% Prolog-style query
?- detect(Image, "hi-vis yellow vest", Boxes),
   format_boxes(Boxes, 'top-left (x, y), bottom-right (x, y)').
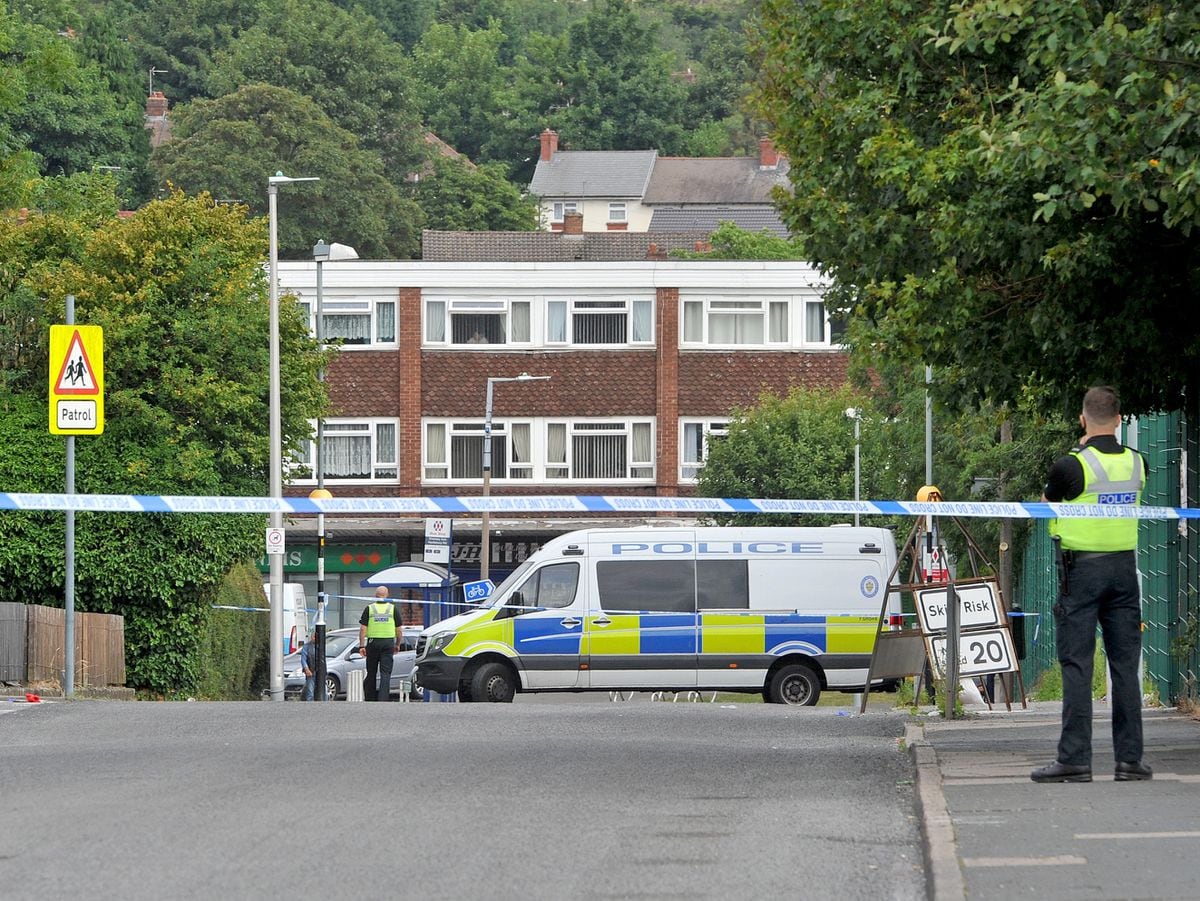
top-left (1049, 445), bottom-right (1143, 551)
top-left (365, 601), bottom-right (397, 638)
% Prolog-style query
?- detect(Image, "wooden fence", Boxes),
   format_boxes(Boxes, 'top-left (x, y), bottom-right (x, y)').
top-left (0, 602), bottom-right (125, 687)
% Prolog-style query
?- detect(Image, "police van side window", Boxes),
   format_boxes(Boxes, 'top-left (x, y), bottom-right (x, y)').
top-left (697, 560), bottom-right (749, 609)
top-left (514, 562), bottom-right (579, 610)
top-left (596, 560), bottom-right (696, 613)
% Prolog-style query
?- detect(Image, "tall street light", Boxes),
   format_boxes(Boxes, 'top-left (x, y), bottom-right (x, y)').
top-left (309, 239), bottom-right (357, 701)
top-left (481, 373), bottom-right (550, 581)
top-left (845, 407), bottom-right (862, 527)
top-left (267, 171), bottom-right (318, 702)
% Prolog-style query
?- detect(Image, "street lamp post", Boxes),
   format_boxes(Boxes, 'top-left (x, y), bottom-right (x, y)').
top-left (845, 407), bottom-right (862, 527)
top-left (480, 373), bottom-right (550, 581)
top-left (267, 171), bottom-right (318, 702)
top-left (308, 239), bottom-right (356, 701)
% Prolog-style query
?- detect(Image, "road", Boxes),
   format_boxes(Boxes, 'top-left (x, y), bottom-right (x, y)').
top-left (1, 699), bottom-right (924, 900)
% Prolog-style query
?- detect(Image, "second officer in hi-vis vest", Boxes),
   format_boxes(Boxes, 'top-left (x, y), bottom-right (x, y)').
top-left (1032, 386), bottom-right (1152, 783)
top-left (358, 586), bottom-right (402, 701)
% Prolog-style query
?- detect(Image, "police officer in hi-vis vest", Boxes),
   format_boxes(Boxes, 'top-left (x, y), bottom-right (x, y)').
top-left (1032, 386), bottom-right (1152, 783)
top-left (358, 586), bottom-right (402, 701)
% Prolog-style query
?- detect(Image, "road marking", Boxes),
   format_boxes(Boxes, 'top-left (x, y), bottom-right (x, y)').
top-left (963, 856), bottom-right (1087, 867)
top-left (1075, 831), bottom-right (1200, 840)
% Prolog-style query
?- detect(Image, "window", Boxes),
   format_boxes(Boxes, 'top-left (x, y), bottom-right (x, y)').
top-left (300, 297), bottom-right (395, 347)
top-left (697, 561), bottom-right (749, 609)
top-left (547, 298), bottom-right (653, 345)
top-left (680, 419), bottom-right (729, 480)
top-left (597, 560), bottom-right (696, 613)
top-left (424, 299), bottom-right (531, 345)
top-left (805, 301), bottom-right (846, 345)
top-left (292, 419), bottom-right (398, 482)
top-left (683, 297), bottom-right (788, 346)
top-left (513, 563), bottom-right (579, 610)
top-left (424, 421), bottom-right (533, 481)
top-left (425, 418), bottom-right (653, 483)
top-left (608, 202), bottom-right (627, 223)
top-left (552, 201), bottom-right (578, 222)
top-left (547, 420), bottom-right (653, 481)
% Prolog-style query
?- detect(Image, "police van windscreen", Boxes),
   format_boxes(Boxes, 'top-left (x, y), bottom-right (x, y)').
top-left (485, 556), bottom-right (539, 608)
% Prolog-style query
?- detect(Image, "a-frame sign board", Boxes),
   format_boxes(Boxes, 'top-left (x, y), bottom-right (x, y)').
top-left (859, 516), bottom-right (1026, 714)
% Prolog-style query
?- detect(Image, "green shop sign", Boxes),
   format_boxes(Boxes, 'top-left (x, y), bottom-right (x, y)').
top-left (256, 544), bottom-right (395, 574)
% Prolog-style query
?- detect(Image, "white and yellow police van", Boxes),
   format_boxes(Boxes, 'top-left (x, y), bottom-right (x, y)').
top-left (414, 526), bottom-right (900, 705)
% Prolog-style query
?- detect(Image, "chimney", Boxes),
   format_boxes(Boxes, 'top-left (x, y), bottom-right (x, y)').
top-left (562, 210), bottom-right (584, 235)
top-left (146, 91), bottom-right (168, 118)
top-left (539, 128), bottom-right (559, 162)
top-left (646, 242), bottom-right (668, 261)
top-left (694, 240), bottom-right (713, 253)
top-left (759, 137), bottom-right (780, 169)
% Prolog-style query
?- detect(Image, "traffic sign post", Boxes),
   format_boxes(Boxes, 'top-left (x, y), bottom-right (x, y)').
top-left (49, 325), bottom-right (104, 435)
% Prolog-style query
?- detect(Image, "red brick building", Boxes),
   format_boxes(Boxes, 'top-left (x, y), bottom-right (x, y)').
top-left (274, 232), bottom-right (848, 626)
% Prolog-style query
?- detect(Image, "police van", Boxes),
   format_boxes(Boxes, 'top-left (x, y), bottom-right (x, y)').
top-left (414, 526), bottom-right (899, 705)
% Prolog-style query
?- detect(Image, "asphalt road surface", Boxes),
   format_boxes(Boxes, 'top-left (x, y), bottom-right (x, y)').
top-left (1, 699), bottom-right (925, 900)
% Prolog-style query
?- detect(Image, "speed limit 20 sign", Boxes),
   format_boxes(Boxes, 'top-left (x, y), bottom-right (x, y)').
top-left (928, 628), bottom-right (1018, 679)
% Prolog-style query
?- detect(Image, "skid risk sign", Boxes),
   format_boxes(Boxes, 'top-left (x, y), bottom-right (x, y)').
top-left (49, 325), bottom-right (104, 435)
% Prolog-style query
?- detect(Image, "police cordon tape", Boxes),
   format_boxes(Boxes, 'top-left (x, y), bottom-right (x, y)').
top-left (0, 491), bottom-right (1196, 519)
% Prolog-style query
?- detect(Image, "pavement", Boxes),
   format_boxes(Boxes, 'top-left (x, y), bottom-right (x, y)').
top-left (909, 701), bottom-right (1200, 901)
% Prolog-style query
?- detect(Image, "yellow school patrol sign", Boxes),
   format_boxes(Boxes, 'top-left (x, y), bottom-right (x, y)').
top-left (49, 325), bottom-right (104, 435)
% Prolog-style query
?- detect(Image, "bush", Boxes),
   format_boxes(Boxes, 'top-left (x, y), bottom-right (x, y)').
top-left (194, 562), bottom-right (271, 700)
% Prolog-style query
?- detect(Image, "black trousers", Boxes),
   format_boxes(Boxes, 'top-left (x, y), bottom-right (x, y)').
top-left (1054, 551), bottom-right (1143, 766)
top-left (364, 639), bottom-right (395, 702)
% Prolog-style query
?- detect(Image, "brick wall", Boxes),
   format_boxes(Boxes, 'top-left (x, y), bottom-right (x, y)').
top-left (677, 351), bottom-right (849, 413)
top-left (398, 287), bottom-right (423, 495)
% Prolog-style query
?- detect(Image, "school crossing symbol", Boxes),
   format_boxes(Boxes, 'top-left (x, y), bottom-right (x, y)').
top-left (49, 325), bottom-right (105, 435)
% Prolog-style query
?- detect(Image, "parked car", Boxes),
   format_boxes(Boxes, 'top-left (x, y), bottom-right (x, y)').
top-left (282, 627), bottom-right (420, 700)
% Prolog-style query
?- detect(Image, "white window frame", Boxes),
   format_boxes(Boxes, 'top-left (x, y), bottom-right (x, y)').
top-left (551, 200), bottom-right (579, 223)
top-left (679, 419), bottom-right (729, 481)
top-left (299, 296), bottom-right (396, 348)
top-left (423, 420), bottom-right (535, 482)
top-left (681, 295), bottom-right (790, 348)
top-left (290, 418), bottom-right (399, 484)
top-left (803, 300), bottom-right (844, 347)
top-left (423, 297), bottom-right (532, 346)
top-left (607, 202), bottom-right (627, 223)
top-left (546, 297), bottom-right (653, 346)
top-left (422, 417), bottom-right (654, 484)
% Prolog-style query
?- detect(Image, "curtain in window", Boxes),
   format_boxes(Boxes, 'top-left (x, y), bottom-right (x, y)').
top-left (511, 302), bottom-right (530, 342)
top-left (806, 302), bottom-right (826, 343)
top-left (510, 423), bottom-right (532, 478)
top-left (375, 423), bottom-right (396, 463)
top-left (631, 422), bottom-right (653, 478)
top-left (325, 314), bottom-right (371, 345)
top-left (547, 423), bottom-right (567, 477)
top-left (573, 434), bottom-right (626, 479)
top-left (325, 435), bottom-right (372, 478)
top-left (426, 423), bottom-right (446, 464)
top-left (709, 312), bottom-right (763, 344)
top-left (547, 302), bottom-right (567, 342)
top-left (426, 302), bottom-right (446, 342)
top-left (769, 302), bottom-right (788, 342)
top-left (376, 302), bottom-right (395, 342)
top-left (451, 435), bottom-right (484, 478)
top-left (683, 302), bottom-right (703, 342)
top-left (632, 301), bottom-right (652, 342)
top-left (682, 422), bottom-right (703, 477)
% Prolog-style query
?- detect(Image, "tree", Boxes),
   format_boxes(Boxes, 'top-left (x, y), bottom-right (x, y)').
top-left (677, 222), bottom-right (804, 260)
top-left (408, 156), bottom-right (537, 233)
top-left (206, 0), bottom-right (425, 177)
top-left (0, 181), bottom-right (328, 693)
top-left (151, 83), bottom-right (422, 258)
top-left (698, 386), bottom-right (925, 527)
top-left (755, 0), bottom-right (1200, 416)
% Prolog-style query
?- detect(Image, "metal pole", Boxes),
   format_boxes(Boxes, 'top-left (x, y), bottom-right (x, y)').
top-left (480, 378), bottom-right (495, 581)
top-left (853, 416), bottom-right (861, 527)
top-left (944, 544), bottom-right (959, 721)
top-left (314, 255), bottom-right (327, 701)
top-left (267, 183), bottom-right (284, 701)
top-left (925, 365), bottom-right (933, 485)
top-left (64, 295), bottom-right (76, 698)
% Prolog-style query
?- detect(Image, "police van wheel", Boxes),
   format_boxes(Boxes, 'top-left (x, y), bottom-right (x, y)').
top-left (472, 662), bottom-right (516, 703)
top-left (767, 664), bottom-right (820, 706)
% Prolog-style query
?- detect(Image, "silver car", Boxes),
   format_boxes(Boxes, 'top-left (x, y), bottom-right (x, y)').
top-left (283, 628), bottom-right (419, 700)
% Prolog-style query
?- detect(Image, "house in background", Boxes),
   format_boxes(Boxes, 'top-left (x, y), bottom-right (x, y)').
top-left (528, 129), bottom-right (790, 236)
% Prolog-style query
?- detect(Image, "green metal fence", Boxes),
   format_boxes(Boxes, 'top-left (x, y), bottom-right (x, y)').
top-left (1014, 408), bottom-right (1199, 705)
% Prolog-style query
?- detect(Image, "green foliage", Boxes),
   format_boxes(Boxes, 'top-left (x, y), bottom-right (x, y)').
top-left (755, 0), bottom-right (1200, 417)
top-left (675, 222), bottom-right (805, 260)
top-left (195, 562), bottom-right (271, 700)
top-left (408, 157), bottom-right (537, 232)
top-left (698, 385), bottom-right (925, 527)
top-left (0, 185), bottom-right (327, 693)
top-left (151, 83), bottom-right (421, 258)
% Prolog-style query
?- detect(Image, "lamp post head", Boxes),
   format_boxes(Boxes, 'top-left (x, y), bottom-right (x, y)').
top-left (844, 407), bottom-right (861, 420)
top-left (313, 239), bottom-right (359, 262)
top-left (269, 171), bottom-right (320, 186)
